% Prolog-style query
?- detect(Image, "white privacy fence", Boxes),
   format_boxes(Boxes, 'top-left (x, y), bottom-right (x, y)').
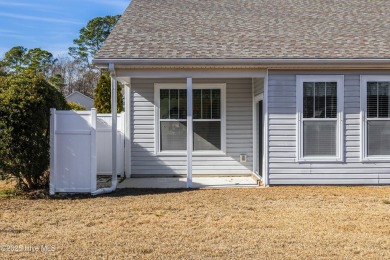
top-left (50, 109), bottom-right (125, 194)
top-left (96, 113), bottom-right (125, 176)
top-left (50, 109), bottom-right (97, 194)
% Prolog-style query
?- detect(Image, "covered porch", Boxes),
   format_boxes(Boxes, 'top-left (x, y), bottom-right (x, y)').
top-left (106, 65), bottom-right (268, 189)
top-left (117, 176), bottom-right (261, 189)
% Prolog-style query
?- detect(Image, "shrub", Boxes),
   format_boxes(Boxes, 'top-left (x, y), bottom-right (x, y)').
top-left (0, 74), bottom-right (69, 190)
top-left (68, 102), bottom-right (87, 111)
top-left (94, 73), bottom-right (123, 113)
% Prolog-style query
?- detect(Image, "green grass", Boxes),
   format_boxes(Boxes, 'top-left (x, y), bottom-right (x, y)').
top-left (0, 188), bottom-right (18, 198)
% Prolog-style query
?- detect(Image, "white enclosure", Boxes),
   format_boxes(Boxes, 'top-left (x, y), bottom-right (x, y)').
top-left (50, 109), bottom-right (97, 194)
top-left (50, 109), bottom-right (125, 194)
top-left (96, 113), bottom-right (125, 176)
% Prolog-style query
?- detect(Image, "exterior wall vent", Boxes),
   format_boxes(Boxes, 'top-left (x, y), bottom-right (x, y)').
top-left (240, 154), bottom-right (247, 163)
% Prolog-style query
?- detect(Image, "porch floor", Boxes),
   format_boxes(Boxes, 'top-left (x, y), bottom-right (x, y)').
top-left (117, 177), bottom-right (261, 189)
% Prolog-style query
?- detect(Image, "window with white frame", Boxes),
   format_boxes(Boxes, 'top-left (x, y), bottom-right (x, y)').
top-left (361, 76), bottom-right (390, 160)
top-left (156, 84), bottom-right (225, 153)
top-left (297, 76), bottom-right (344, 161)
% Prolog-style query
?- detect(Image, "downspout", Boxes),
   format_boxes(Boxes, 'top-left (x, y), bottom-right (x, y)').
top-left (92, 63), bottom-right (118, 195)
top-left (263, 69), bottom-right (269, 187)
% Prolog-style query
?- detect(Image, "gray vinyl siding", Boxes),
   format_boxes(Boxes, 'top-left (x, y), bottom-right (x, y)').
top-left (66, 93), bottom-right (94, 110)
top-left (131, 78), bottom-right (253, 176)
top-left (254, 78), bottom-right (264, 97)
top-left (267, 70), bottom-right (390, 185)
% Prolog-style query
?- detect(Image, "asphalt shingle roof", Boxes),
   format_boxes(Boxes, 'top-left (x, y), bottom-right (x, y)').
top-left (95, 0), bottom-right (390, 60)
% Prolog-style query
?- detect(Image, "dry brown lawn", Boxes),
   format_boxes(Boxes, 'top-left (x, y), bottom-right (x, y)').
top-left (0, 179), bottom-right (17, 198)
top-left (0, 179), bottom-right (14, 190)
top-left (0, 184), bottom-right (389, 259)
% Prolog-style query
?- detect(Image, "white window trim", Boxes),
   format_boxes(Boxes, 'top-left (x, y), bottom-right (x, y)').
top-left (253, 93), bottom-right (264, 175)
top-left (360, 75), bottom-right (390, 162)
top-left (296, 75), bottom-right (344, 162)
top-left (154, 83), bottom-right (227, 156)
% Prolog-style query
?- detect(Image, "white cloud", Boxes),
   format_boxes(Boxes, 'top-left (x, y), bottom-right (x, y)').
top-left (0, 1), bottom-right (58, 10)
top-left (50, 49), bottom-right (70, 57)
top-left (85, 0), bottom-right (129, 9)
top-left (0, 29), bottom-right (31, 39)
top-left (0, 12), bottom-right (83, 25)
top-left (0, 29), bottom-right (16, 33)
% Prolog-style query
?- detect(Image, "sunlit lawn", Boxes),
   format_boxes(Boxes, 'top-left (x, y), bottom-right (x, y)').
top-left (0, 182), bottom-right (389, 259)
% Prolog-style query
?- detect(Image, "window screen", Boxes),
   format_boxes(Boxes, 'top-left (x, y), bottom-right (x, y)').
top-left (366, 81), bottom-right (390, 156)
top-left (160, 88), bottom-right (222, 151)
top-left (303, 121), bottom-right (337, 156)
top-left (302, 81), bottom-right (338, 157)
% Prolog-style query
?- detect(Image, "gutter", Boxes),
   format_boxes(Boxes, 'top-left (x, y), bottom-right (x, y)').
top-left (92, 58), bottom-right (390, 68)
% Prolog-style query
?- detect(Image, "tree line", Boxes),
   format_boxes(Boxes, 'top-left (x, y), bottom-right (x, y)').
top-left (0, 15), bottom-right (122, 190)
top-left (0, 15), bottom-right (121, 99)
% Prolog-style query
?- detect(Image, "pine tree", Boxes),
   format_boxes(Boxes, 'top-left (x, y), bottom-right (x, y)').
top-left (94, 73), bottom-right (123, 113)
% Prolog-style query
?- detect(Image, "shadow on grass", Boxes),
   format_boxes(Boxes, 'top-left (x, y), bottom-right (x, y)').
top-left (0, 185), bottom-right (201, 201)
top-left (0, 227), bottom-right (28, 234)
top-left (48, 188), bottom-right (201, 200)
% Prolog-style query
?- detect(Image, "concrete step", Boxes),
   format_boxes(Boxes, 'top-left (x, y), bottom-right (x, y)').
top-left (117, 177), bottom-right (261, 189)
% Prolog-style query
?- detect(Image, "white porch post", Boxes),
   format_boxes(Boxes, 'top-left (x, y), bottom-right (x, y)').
top-left (187, 77), bottom-right (193, 188)
top-left (109, 64), bottom-right (118, 185)
top-left (124, 79), bottom-right (131, 178)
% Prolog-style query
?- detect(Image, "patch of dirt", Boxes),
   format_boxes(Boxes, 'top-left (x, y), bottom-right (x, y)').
top-left (97, 176), bottom-right (112, 189)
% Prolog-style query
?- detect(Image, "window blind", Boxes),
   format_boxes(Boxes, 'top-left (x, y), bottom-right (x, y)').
top-left (212, 89), bottom-right (221, 119)
top-left (159, 88), bottom-right (222, 151)
top-left (160, 122), bottom-right (187, 151)
top-left (160, 89), bottom-right (187, 119)
top-left (367, 121), bottom-right (390, 156)
top-left (303, 82), bottom-right (337, 119)
top-left (367, 82), bottom-right (390, 118)
top-left (303, 121), bottom-right (337, 157)
top-left (194, 122), bottom-right (221, 150)
top-left (366, 81), bottom-right (390, 156)
top-left (302, 81), bottom-right (338, 157)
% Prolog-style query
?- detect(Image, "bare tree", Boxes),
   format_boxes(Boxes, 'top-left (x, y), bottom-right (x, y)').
top-left (72, 69), bottom-right (100, 98)
top-left (49, 55), bottom-right (100, 97)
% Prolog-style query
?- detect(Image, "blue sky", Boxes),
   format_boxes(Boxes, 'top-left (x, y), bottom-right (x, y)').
top-left (0, 0), bottom-right (130, 58)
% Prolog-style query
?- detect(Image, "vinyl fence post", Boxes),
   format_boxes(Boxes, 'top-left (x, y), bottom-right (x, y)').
top-left (91, 108), bottom-right (97, 192)
top-left (49, 108), bottom-right (56, 195)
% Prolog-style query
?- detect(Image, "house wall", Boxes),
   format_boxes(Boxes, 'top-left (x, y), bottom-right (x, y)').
top-left (267, 70), bottom-right (390, 185)
top-left (254, 78), bottom-right (264, 97)
top-left (130, 78), bottom-right (253, 176)
top-left (66, 93), bottom-right (94, 110)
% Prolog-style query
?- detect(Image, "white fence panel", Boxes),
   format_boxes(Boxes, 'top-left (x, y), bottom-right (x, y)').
top-left (96, 113), bottom-right (125, 176)
top-left (50, 109), bottom-right (97, 194)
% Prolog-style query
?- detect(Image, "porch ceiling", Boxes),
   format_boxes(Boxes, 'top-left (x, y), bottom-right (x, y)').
top-left (115, 67), bottom-right (267, 79)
